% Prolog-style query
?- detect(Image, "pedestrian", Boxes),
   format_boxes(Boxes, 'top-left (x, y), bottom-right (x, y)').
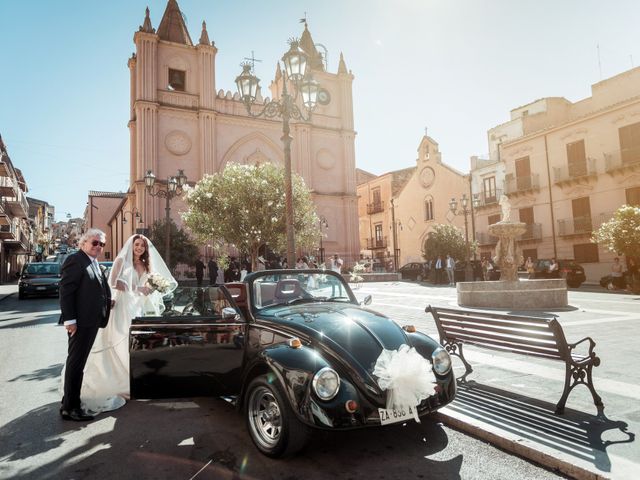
top-left (548, 258), bottom-right (559, 278)
top-left (195, 256), bottom-right (205, 287)
top-left (207, 257), bottom-right (218, 285)
top-left (331, 253), bottom-right (343, 274)
top-left (434, 255), bottom-right (444, 284)
top-left (611, 257), bottom-right (624, 290)
top-left (525, 256), bottom-right (535, 279)
top-left (59, 228), bottom-right (112, 422)
top-left (445, 254), bottom-right (455, 285)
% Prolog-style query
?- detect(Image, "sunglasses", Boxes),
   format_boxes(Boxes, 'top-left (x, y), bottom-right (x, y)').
top-left (91, 240), bottom-right (106, 247)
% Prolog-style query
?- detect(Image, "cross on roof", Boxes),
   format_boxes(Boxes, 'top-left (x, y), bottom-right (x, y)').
top-left (243, 51), bottom-right (262, 72)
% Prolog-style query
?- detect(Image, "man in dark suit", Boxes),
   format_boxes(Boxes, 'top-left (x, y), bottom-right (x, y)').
top-left (207, 258), bottom-right (218, 285)
top-left (195, 256), bottom-right (205, 287)
top-left (59, 228), bottom-right (112, 421)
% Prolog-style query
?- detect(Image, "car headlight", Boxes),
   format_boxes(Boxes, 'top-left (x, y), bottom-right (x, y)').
top-left (312, 367), bottom-right (340, 400)
top-left (432, 347), bottom-right (452, 375)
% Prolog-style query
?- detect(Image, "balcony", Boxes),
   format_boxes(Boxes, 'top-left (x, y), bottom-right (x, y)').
top-left (475, 231), bottom-right (498, 246)
top-left (4, 187), bottom-right (29, 218)
top-left (0, 175), bottom-right (15, 197)
top-left (505, 174), bottom-right (540, 196)
top-left (557, 213), bottom-right (612, 237)
top-left (366, 202), bottom-right (384, 214)
top-left (0, 201), bottom-right (8, 225)
top-left (474, 188), bottom-right (502, 209)
top-left (553, 158), bottom-right (597, 186)
top-left (518, 223), bottom-right (542, 242)
top-left (0, 159), bottom-right (9, 177)
top-left (0, 220), bottom-right (28, 249)
top-left (604, 147), bottom-right (640, 175)
top-left (366, 236), bottom-right (388, 250)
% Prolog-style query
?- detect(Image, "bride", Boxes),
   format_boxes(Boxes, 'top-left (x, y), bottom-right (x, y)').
top-left (79, 234), bottom-right (177, 413)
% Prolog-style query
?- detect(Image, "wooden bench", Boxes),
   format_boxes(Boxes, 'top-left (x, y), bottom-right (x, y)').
top-left (426, 305), bottom-right (604, 414)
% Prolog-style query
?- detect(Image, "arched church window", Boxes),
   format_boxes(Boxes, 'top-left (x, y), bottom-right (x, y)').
top-left (424, 197), bottom-right (434, 221)
top-left (168, 69), bottom-right (186, 91)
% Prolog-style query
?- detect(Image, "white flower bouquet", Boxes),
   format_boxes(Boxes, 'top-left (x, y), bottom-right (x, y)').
top-left (146, 273), bottom-right (172, 294)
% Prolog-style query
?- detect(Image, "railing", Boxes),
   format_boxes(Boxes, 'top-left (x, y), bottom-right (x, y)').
top-left (553, 157), bottom-right (597, 184)
top-left (474, 188), bottom-right (502, 208)
top-left (557, 213), bottom-right (613, 237)
top-left (604, 147), bottom-right (640, 172)
top-left (158, 90), bottom-right (199, 109)
top-left (519, 223), bottom-right (543, 241)
top-left (475, 231), bottom-right (498, 246)
top-left (0, 175), bottom-right (16, 195)
top-left (366, 202), bottom-right (384, 214)
top-left (5, 187), bottom-right (29, 217)
top-left (0, 221), bottom-right (16, 239)
top-left (366, 236), bottom-right (388, 249)
top-left (504, 174), bottom-right (539, 195)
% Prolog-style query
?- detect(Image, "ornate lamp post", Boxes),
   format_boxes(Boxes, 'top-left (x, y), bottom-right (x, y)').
top-left (236, 39), bottom-right (323, 268)
top-left (449, 194), bottom-right (480, 281)
top-left (120, 207), bottom-right (144, 247)
top-left (144, 169), bottom-right (188, 267)
top-left (318, 216), bottom-right (328, 264)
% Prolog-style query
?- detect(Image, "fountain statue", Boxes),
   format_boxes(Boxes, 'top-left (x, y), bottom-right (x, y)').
top-left (489, 195), bottom-right (525, 282)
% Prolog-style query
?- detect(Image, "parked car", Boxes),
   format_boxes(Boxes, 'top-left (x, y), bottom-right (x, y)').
top-left (18, 262), bottom-right (62, 299)
top-left (454, 260), bottom-right (496, 282)
top-left (533, 259), bottom-right (586, 288)
top-left (398, 262), bottom-right (428, 281)
top-left (129, 270), bottom-right (456, 457)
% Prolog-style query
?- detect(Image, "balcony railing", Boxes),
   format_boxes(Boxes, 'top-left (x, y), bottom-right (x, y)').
top-left (475, 231), bottom-right (498, 246)
top-left (604, 147), bottom-right (640, 173)
top-left (505, 174), bottom-right (540, 195)
top-left (0, 175), bottom-right (16, 196)
top-left (0, 200), bottom-right (8, 225)
top-left (366, 202), bottom-right (384, 214)
top-left (474, 188), bottom-right (502, 208)
top-left (518, 223), bottom-right (543, 242)
top-left (4, 187), bottom-right (29, 217)
top-left (0, 221), bottom-right (16, 240)
top-left (557, 213), bottom-right (612, 237)
top-left (553, 157), bottom-right (597, 184)
top-left (366, 236), bottom-right (388, 249)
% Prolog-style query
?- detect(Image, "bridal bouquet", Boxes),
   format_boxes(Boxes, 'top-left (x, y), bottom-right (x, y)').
top-left (146, 273), bottom-right (172, 294)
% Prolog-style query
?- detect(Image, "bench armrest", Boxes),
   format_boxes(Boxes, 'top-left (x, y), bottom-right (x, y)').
top-left (568, 336), bottom-right (600, 366)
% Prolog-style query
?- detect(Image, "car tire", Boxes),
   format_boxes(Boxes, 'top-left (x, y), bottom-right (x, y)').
top-left (567, 281), bottom-right (582, 288)
top-left (18, 291), bottom-right (25, 300)
top-left (416, 274), bottom-right (423, 282)
top-left (245, 374), bottom-right (310, 457)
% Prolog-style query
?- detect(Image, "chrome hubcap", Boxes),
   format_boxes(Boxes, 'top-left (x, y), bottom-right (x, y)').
top-left (248, 386), bottom-right (282, 449)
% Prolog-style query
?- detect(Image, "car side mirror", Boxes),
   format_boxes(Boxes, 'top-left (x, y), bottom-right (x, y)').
top-left (222, 307), bottom-right (238, 319)
top-left (361, 295), bottom-right (372, 306)
top-left (15, 271), bottom-right (21, 279)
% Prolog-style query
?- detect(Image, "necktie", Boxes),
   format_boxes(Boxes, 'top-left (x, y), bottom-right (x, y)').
top-left (92, 260), bottom-right (103, 284)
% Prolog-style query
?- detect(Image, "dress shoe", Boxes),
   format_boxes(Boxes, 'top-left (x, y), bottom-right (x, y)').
top-left (60, 407), bottom-right (94, 421)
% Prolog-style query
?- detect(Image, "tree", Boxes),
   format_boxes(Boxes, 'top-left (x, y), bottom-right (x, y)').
top-left (422, 223), bottom-right (467, 261)
top-left (149, 218), bottom-right (199, 272)
top-left (182, 163), bottom-right (320, 270)
top-left (592, 205), bottom-right (640, 259)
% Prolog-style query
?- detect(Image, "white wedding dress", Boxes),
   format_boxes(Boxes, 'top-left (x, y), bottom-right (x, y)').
top-left (80, 269), bottom-right (159, 413)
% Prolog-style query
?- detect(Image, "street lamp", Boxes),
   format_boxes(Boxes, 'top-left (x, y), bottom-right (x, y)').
top-left (144, 168), bottom-right (188, 267)
top-left (236, 38), bottom-right (323, 268)
top-left (120, 207), bottom-right (144, 247)
top-left (449, 194), bottom-right (480, 281)
top-left (318, 216), bottom-right (328, 264)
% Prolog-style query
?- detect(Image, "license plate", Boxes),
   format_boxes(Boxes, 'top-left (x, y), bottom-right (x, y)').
top-left (36, 286), bottom-right (47, 290)
top-left (378, 405), bottom-right (419, 425)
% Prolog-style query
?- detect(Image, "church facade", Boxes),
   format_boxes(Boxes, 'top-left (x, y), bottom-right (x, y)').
top-left (110, 0), bottom-right (359, 263)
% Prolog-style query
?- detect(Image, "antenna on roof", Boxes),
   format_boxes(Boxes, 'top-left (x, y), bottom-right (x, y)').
top-left (243, 51), bottom-right (262, 72)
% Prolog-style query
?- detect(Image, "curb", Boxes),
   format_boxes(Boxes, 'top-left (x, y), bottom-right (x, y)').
top-left (435, 410), bottom-right (609, 480)
top-left (0, 293), bottom-right (14, 302)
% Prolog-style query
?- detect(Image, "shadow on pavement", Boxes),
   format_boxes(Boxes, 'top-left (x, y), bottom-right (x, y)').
top-left (446, 381), bottom-right (635, 474)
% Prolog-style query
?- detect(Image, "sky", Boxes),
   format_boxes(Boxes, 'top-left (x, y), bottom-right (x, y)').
top-left (1, 0), bottom-right (639, 221)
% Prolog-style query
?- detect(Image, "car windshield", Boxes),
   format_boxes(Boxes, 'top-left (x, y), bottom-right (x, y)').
top-left (24, 263), bottom-right (60, 275)
top-left (249, 270), bottom-right (355, 310)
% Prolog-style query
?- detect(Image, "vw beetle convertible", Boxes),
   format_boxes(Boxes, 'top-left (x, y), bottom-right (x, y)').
top-left (129, 270), bottom-right (456, 457)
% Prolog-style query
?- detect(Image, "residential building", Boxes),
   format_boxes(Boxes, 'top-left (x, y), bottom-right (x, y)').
top-left (473, 66), bottom-right (640, 281)
top-left (0, 135), bottom-right (31, 283)
top-left (84, 191), bottom-right (126, 261)
top-left (112, 1), bottom-right (359, 260)
top-left (27, 197), bottom-right (55, 261)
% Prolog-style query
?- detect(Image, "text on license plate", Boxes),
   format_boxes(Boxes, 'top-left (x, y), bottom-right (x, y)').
top-left (378, 405), bottom-right (419, 425)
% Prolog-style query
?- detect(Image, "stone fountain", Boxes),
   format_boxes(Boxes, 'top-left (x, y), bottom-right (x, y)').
top-left (456, 195), bottom-right (568, 309)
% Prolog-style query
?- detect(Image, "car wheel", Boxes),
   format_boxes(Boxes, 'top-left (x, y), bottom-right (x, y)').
top-left (567, 281), bottom-right (582, 288)
top-left (245, 374), bottom-right (310, 457)
top-left (416, 274), bottom-right (423, 282)
top-left (18, 291), bottom-right (25, 300)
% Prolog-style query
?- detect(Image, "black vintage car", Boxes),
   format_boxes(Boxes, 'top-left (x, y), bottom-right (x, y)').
top-left (129, 269), bottom-right (456, 457)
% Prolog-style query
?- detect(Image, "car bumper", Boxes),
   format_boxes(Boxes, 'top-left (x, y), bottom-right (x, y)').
top-left (19, 284), bottom-right (59, 296)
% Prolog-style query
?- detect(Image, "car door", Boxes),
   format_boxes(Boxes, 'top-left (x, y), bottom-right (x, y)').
top-left (130, 285), bottom-right (246, 399)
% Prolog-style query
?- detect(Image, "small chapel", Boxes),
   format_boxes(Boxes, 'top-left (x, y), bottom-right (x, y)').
top-left (109, 0), bottom-right (359, 263)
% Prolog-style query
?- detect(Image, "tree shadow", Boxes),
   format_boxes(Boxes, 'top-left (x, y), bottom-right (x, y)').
top-left (7, 364), bottom-right (63, 384)
top-left (447, 381), bottom-right (634, 474)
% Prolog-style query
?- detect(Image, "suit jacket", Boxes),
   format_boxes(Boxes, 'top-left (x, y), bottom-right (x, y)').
top-left (59, 251), bottom-right (112, 328)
